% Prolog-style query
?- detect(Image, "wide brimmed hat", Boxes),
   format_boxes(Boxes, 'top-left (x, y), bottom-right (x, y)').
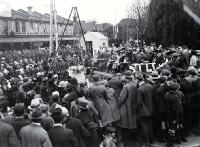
top-left (51, 108), bottom-right (65, 122)
top-left (167, 81), bottom-right (180, 91)
top-left (150, 71), bottom-right (160, 80)
top-left (161, 69), bottom-right (171, 77)
top-left (58, 81), bottom-right (67, 88)
top-left (76, 100), bottom-right (88, 110)
top-left (93, 74), bottom-right (100, 82)
top-left (172, 53), bottom-right (179, 58)
top-left (124, 70), bottom-right (133, 79)
top-left (28, 98), bottom-right (41, 110)
top-left (22, 77), bottom-right (32, 83)
top-left (187, 66), bottom-right (197, 75)
top-left (28, 109), bottom-right (45, 120)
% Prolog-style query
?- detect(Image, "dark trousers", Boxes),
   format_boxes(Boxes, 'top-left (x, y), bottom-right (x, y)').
top-left (138, 116), bottom-right (153, 144)
top-left (118, 128), bottom-right (139, 147)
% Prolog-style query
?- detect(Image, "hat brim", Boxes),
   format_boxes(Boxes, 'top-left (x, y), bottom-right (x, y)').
top-left (125, 76), bottom-right (133, 79)
top-left (28, 113), bottom-right (45, 120)
top-left (150, 75), bottom-right (160, 80)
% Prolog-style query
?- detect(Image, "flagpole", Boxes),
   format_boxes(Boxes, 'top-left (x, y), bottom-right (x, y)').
top-left (53, 0), bottom-right (59, 55)
top-left (49, 0), bottom-right (53, 55)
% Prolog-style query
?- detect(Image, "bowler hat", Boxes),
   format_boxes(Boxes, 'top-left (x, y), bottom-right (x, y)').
top-left (51, 108), bottom-right (65, 122)
top-left (28, 109), bottom-right (45, 120)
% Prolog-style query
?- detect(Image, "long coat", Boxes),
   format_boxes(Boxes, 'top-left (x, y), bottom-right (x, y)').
top-left (137, 82), bottom-right (154, 117)
top-left (89, 83), bottom-right (114, 126)
top-left (117, 81), bottom-right (137, 129)
top-left (0, 121), bottom-right (20, 147)
top-left (106, 88), bottom-right (120, 122)
top-left (108, 77), bottom-right (123, 100)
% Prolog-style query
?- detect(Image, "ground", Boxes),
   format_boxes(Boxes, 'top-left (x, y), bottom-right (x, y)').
top-left (153, 135), bottom-right (200, 147)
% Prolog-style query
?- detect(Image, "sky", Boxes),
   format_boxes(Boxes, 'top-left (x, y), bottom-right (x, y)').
top-left (0, 0), bottom-right (148, 24)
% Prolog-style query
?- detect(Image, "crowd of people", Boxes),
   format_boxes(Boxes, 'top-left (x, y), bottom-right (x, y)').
top-left (0, 44), bottom-right (200, 147)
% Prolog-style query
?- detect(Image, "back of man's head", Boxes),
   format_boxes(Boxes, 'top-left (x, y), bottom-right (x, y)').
top-left (14, 103), bottom-right (25, 117)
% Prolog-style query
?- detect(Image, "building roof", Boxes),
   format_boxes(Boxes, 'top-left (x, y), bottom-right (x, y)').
top-left (86, 32), bottom-right (108, 40)
top-left (0, 7), bottom-right (72, 24)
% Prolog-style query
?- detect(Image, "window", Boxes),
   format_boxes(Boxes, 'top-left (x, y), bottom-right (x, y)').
top-left (22, 21), bottom-right (26, 33)
top-left (30, 22), bottom-right (34, 33)
top-left (35, 23), bottom-right (39, 34)
top-left (44, 23), bottom-right (47, 34)
top-left (15, 20), bottom-right (20, 33)
top-left (3, 20), bottom-right (8, 35)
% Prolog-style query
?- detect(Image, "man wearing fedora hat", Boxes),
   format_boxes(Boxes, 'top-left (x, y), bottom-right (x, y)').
top-left (20, 109), bottom-right (52, 147)
top-left (48, 108), bottom-right (77, 147)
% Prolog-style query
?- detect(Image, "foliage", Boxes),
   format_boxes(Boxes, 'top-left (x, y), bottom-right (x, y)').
top-left (145, 0), bottom-right (200, 49)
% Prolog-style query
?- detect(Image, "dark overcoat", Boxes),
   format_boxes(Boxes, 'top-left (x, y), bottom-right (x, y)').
top-left (117, 81), bottom-right (138, 129)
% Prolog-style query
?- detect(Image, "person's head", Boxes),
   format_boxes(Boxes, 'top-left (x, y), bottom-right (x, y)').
top-left (93, 74), bottom-right (100, 82)
top-left (70, 78), bottom-right (78, 88)
top-left (14, 103), bottom-right (25, 117)
top-left (51, 108), bottom-right (65, 123)
top-left (29, 109), bottom-right (45, 123)
top-left (124, 70), bottom-right (133, 81)
top-left (28, 98), bottom-right (42, 111)
top-left (52, 91), bottom-right (60, 103)
top-left (187, 66), bottom-right (197, 76)
top-left (167, 80), bottom-right (180, 91)
top-left (136, 73), bottom-right (144, 82)
top-left (170, 66), bottom-right (177, 75)
top-left (159, 76), bottom-right (167, 84)
top-left (0, 96), bottom-right (8, 113)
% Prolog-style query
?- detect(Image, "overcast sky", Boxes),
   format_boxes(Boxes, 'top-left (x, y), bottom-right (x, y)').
top-left (0, 0), bottom-right (149, 24)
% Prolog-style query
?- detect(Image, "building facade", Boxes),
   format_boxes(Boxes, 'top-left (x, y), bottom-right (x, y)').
top-left (0, 7), bottom-right (77, 50)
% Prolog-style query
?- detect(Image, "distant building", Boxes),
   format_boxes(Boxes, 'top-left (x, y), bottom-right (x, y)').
top-left (73, 20), bottom-right (113, 39)
top-left (0, 7), bottom-right (76, 50)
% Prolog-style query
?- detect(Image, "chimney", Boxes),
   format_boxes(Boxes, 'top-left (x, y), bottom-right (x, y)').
top-left (27, 6), bottom-right (33, 15)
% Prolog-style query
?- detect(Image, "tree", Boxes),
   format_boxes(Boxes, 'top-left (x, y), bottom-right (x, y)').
top-left (145, 0), bottom-right (200, 49)
top-left (127, 0), bottom-right (150, 46)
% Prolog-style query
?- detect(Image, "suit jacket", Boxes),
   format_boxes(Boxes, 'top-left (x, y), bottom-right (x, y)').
top-left (64, 117), bottom-right (89, 147)
top-left (137, 82), bottom-right (154, 117)
top-left (0, 120), bottom-right (20, 147)
top-left (48, 126), bottom-right (77, 147)
top-left (7, 117), bottom-right (31, 139)
top-left (20, 123), bottom-right (52, 147)
top-left (117, 81), bottom-right (137, 129)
